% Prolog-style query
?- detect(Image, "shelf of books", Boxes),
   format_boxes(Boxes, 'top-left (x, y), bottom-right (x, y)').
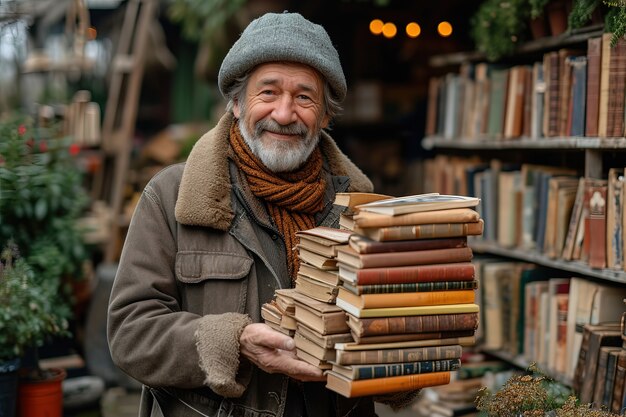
top-left (421, 25), bottom-right (626, 413)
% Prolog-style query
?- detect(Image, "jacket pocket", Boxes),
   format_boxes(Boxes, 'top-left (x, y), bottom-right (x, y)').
top-left (175, 251), bottom-right (253, 283)
top-left (175, 251), bottom-right (253, 314)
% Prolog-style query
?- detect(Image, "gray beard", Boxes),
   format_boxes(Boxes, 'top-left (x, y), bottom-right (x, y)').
top-left (238, 118), bottom-right (320, 173)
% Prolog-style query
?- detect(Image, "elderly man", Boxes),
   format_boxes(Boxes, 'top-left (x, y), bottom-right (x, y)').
top-left (108, 12), bottom-right (416, 417)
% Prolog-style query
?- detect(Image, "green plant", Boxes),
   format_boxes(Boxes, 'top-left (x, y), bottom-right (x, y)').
top-left (530, 0), bottom-right (550, 18)
top-left (471, 0), bottom-right (531, 61)
top-left (0, 243), bottom-right (70, 363)
top-left (166, 0), bottom-right (248, 42)
top-left (475, 364), bottom-right (620, 416)
top-left (569, 0), bottom-right (626, 46)
top-left (0, 115), bottom-right (89, 339)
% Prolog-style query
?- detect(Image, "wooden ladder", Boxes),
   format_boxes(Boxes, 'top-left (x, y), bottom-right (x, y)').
top-left (95, 0), bottom-right (158, 262)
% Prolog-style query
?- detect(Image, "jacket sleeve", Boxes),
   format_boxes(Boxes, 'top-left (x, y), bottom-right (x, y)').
top-left (107, 174), bottom-right (252, 397)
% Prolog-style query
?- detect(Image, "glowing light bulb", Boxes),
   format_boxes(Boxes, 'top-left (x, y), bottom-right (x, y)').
top-left (406, 22), bottom-right (421, 38)
top-left (382, 22), bottom-right (397, 39)
top-left (369, 19), bottom-right (384, 35)
top-left (438, 21), bottom-right (453, 37)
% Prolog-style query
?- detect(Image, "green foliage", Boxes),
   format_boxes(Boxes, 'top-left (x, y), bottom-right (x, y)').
top-left (529, 0), bottom-right (550, 18)
top-left (476, 364), bottom-right (619, 416)
top-left (471, 0), bottom-right (530, 61)
top-left (0, 114), bottom-right (90, 355)
top-left (166, 0), bottom-right (248, 43)
top-left (605, 5), bottom-right (626, 46)
top-left (568, 0), bottom-right (601, 29)
top-left (0, 243), bottom-right (70, 362)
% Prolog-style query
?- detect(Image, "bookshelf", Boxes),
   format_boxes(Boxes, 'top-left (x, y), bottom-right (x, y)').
top-left (422, 24), bottom-right (626, 406)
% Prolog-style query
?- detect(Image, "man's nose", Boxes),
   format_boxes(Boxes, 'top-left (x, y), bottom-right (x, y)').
top-left (271, 95), bottom-right (297, 125)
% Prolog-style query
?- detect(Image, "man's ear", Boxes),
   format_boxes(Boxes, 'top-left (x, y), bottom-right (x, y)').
top-left (233, 100), bottom-right (241, 118)
top-left (321, 114), bottom-right (330, 129)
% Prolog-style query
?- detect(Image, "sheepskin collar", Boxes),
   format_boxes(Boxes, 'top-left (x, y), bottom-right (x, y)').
top-left (175, 112), bottom-right (373, 230)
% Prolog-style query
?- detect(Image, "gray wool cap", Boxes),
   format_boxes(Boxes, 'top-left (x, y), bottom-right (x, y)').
top-left (218, 12), bottom-right (346, 102)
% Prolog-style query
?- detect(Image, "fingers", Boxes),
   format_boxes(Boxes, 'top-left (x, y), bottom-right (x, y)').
top-left (241, 323), bottom-right (295, 351)
top-left (239, 323), bottom-right (325, 381)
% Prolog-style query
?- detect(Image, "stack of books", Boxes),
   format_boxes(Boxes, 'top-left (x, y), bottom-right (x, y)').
top-left (294, 226), bottom-right (352, 303)
top-left (326, 193), bottom-right (483, 397)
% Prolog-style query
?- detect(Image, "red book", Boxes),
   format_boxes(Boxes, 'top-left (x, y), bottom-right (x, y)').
top-left (338, 262), bottom-right (475, 285)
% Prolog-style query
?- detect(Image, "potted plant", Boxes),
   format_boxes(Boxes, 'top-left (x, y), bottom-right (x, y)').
top-left (0, 114), bottom-right (89, 415)
top-left (0, 243), bottom-right (70, 417)
top-left (470, 0), bottom-right (531, 61)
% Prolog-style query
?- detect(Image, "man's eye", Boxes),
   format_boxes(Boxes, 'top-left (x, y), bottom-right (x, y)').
top-left (297, 95), bottom-right (312, 101)
top-left (261, 90), bottom-right (275, 96)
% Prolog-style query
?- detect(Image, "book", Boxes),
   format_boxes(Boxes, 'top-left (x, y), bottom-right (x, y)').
top-left (603, 34), bottom-right (626, 137)
top-left (355, 194), bottom-right (480, 216)
top-left (585, 36), bottom-right (602, 137)
top-left (334, 343), bottom-right (463, 365)
top-left (612, 350), bottom-right (626, 413)
top-left (296, 348), bottom-right (332, 370)
top-left (348, 234), bottom-right (467, 254)
top-left (350, 330), bottom-right (475, 345)
top-left (356, 220), bottom-right (484, 242)
top-left (296, 227), bottom-right (352, 257)
top-left (592, 346), bottom-right (622, 407)
top-left (275, 288), bottom-right (297, 316)
top-left (290, 291), bottom-right (350, 335)
top-left (295, 323), bottom-right (353, 349)
top-left (353, 208), bottom-right (480, 228)
top-left (336, 287), bottom-right (476, 311)
top-left (325, 369), bottom-right (450, 397)
top-left (297, 247), bottom-right (338, 270)
top-left (331, 358), bottom-right (461, 380)
top-left (334, 336), bottom-right (476, 352)
top-left (294, 332), bottom-right (336, 361)
top-left (334, 192), bottom-right (392, 215)
top-left (338, 262), bottom-right (475, 286)
top-left (568, 56), bottom-right (587, 136)
top-left (561, 177), bottom-right (585, 260)
top-left (335, 300), bottom-right (479, 319)
top-left (347, 311), bottom-right (479, 337)
top-left (340, 279), bottom-right (478, 296)
top-left (503, 65), bottom-right (528, 139)
top-left (487, 68), bottom-right (509, 138)
top-left (587, 182), bottom-right (608, 269)
top-left (606, 168), bottom-right (624, 270)
top-left (336, 246), bottom-right (473, 269)
top-left (575, 324), bottom-right (622, 403)
top-left (543, 50), bottom-right (559, 137)
top-left (530, 61), bottom-right (545, 139)
top-left (297, 263), bottom-right (341, 286)
top-left (295, 274), bottom-right (339, 303)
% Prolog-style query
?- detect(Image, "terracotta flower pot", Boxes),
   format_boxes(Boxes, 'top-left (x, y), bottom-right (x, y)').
top-left (546, 0), bottom-right (569, 36)
top-left (17, 368), bottom-right (66, 417)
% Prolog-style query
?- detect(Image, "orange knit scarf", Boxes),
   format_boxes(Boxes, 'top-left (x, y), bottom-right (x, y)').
top-left (229, 121), bottom-right (327, 282)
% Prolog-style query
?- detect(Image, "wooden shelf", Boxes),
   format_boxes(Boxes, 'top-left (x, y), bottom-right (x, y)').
top-left (471, 240), bottom-right (626, 285)
top-left (429, 25), bottom-right (604, 67)
top-left (422, 135), bottom-right (626, 150)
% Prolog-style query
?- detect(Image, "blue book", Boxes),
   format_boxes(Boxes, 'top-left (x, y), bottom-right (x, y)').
top-left (569, 56), bottom-right (588, 137)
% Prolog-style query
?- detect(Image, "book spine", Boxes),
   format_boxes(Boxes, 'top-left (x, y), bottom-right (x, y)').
top-left (357, 247), bottom-right (473, 268)
top-left (355, 280), bottom-right (478, 294)
top-left (358, 289), bottom-right (476, 309)
top-left (335, 344), bottom-right (463, 365)
top-left (350, 236), bottom-right (468, 254)
top-left (353, 358), bottom-right (461, 380)
top-left (372, 221), bottom-right (483, 241)
top-left (355, 263), bottom-right (475, 285)
top-left (605, 36), bottom-right (626, 137)
top-left (357, 312), bottom-right (480, 336)
top-left (339, 371), bottom-right (451, 397)
top-left (612, 351), bottom-right (626, 413)
top-left (585, 37), bottom-right (602, 137)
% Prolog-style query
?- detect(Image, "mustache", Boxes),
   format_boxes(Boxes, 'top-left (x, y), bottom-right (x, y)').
top-left (254, 119), bottom-right (308, 139)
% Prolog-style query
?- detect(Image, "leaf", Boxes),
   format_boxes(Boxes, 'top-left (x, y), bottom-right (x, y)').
top-left (34, 199), bottom-right (47, 220)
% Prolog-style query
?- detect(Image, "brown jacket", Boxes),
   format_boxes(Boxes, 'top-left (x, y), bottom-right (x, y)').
top-left (107, 113), bottom-right (377, 416)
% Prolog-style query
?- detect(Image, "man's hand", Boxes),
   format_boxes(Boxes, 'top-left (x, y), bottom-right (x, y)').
top-left (240, 323), bottom-right (325, 382)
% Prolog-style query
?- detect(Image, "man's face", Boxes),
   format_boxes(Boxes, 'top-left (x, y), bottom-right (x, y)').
top-left (233, 62), bottom-right (329, 173)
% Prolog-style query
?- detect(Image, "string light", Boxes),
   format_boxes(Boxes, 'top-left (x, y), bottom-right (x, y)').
top-left (406, 22), bottom-right (421, 38)
top-left (438, 21), bottom-right (453, 37)
top-left (382, 22), bottom-right (397, 39)
top-left (369, 19), bottom-right (384, 35)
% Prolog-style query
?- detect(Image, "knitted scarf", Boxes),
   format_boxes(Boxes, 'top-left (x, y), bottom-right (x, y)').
top-left (229, 121), bottom-right (327, 282)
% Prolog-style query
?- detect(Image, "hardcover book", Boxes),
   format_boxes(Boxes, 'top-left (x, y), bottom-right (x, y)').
top-left (338, 262), bottom-right (475, 286)
top-left (348, 235), bottom-right (467, 254)
top-left (350, 330), bottom-right (475, 345)
top-left (331, 358), bottom-right (461, 380)
top-left (347, 311), bottom-right (480, 337)
top-left (334, 335), bottom-right (476, 352)
top-left (355, 194), bottom-right (480, 216)
top-left (353, 208), bottom-right (480, 228)
top-left (325, 370), bottom-right (451, 398)
top-left (333, 344), bottom-right (463, 365)
top-left (335, 300), bottom-right (479, 319)
top-left (585, 36), bottom-right (602, 137)
top-left (290, 291), bottom-right (350, 335)
top-left (295, 274), bottom-right (339, 303)
top-left (297, 247), bottom-right (338, 270)
top-left (356, 220), bottom-right (484, 242)
top-left (336, 245), bottom-right (473, 269)
top-left (295, 323), bottom-right (353, 349)
top-left (340, 279), bottom-right (478, 296)
top-left (297, 263), bottom-right (341, 286)
top-left (336, 287), bottom-right (476, 310)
